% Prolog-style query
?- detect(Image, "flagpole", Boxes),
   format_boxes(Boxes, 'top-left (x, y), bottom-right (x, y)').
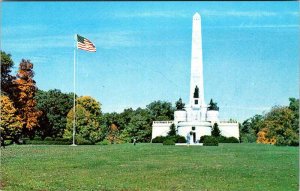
top-left (71, 34), bottom-right (77, 146)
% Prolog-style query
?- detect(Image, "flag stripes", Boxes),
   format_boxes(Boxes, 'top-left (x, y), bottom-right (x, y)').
top-left (76, 34), bottom-right (96, 52)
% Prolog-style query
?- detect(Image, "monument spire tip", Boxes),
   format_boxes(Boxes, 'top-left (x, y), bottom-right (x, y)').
top-left (194, 12), bottom-right (200, 17)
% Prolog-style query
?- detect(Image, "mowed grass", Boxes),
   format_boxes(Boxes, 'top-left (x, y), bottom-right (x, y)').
top-left (0, 143), bottom-right (298, 191)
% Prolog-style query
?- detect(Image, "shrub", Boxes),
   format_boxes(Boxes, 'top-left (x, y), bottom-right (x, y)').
top-left (203, 136), bottom-right (218, 146)
top-left (152, 136), bottom-right (166, 143)
top-left (96, 139), bottom-right (110, 145)
top-left (33, 137), bottom-right (43, 141)
top-left (176, 135), bottom-right (186, 143)
top-left (44, 137), bottom-right (53, 141)
top-left (163, 139), bottom-right (175, 145)
top-left (76, 136), bottom-right (93, 145)
top-left (224, 137), bottom-right (239, 143)
top-left (240, 134), bottom-right (257, 143)
top-left (152, 135), bottom-right (186, 143)
top-left (217, 136), bottom-right (227, 143)
top-left (55, 137), bottom-right (71, 142)
top-left (290, 140), bottom-right (299, 147)
top-left (22, 138), bottom-right (29, 144)
top-left (199, 135), bottom-right (211, 143)
top-left (24, 140), bottom-right (70, 145)
top-left (4, 140), bottom-right (12, 145)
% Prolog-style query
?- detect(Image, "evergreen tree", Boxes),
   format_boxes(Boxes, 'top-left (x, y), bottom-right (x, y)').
top-left (211, 123), bottom-right (221, 137)
top-left (168, 124), bottom-right (176, 136)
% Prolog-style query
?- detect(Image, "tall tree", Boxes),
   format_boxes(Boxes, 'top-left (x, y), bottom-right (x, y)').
top-left (123, 108), bottom-right (152, 142)
top-left (288, 98), bottom-right (299, 134)
top-left (0, 95), bottom-right (22, 142)
top-left (1, 51), bottom-right (16, 95)
top-left (64, 96), bottom-right (102, 143)
top-left (107, 123), bottom-right (119, 144)
top-left (35, 89), bottom-right (74, 138)
top-left (146, 101), bottom-right (174, 121)
top-left (11, 59), bottom-right (42, 138)
top-left (76, 96), bottom-right (101, 117)
top-left (260, 106), bottom-right (298, 146)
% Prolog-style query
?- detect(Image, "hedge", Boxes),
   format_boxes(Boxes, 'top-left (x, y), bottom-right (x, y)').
top-left (24, 140), bottom-right (71, 145)
top-left (163, 139), bottom-right (175, 145)
top-left (202, 136), bottom-right (218, 146)
top-left (152, 135), bottom-right (186, 143)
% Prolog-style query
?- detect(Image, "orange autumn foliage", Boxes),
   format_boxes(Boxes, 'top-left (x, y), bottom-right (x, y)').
top-left (11, 59), bottom-right (42, 132)
top-left (107, 123), bottom-right (119, 144)
top-left (257, 128), bottom-right (276, 145)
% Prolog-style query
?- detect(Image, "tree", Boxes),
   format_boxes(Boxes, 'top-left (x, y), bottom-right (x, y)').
top-left (175, 98), bottom-right (185, 110)
top-left (228, 118), bottom-right (237, 123)
top-left (107, 123), bottom-right (119, 144)
top-left (168, 124), bottom-right (176, 136)
top-left (11, 59), bottom-right (42, 138)
top-left (288, 98), bottom-right (299, 134)
top-left (260, 106), bottom-right (298, 146)
top-left (257, 128), bottom-right (276, 145)
top-left (64, 96), bottom-right (103, 144)
top-left (1, 51), bottom-right (16, 95)
top-left (0, 95), bottom-right (22, 142)
top-left (207, 99), bottom-right (219, 111)
top-left (240, 119), bottom-right (257, 143)
top-left (240, 114), bottom-right (263, 138)
top-left (123, 108), bottom-right (152, 142)
top-left (65, 105), bottom-right (90, 140)
top-left (76, 96), bottom-right (101, 117)
top-left (35, 89), bottom-right (74, 138)
top-left (117, 108), bottom-right (134, 131)
top-left (146, 101), bottom-right (174, 121)
top-left (211, 123), bottom-right (221, 137)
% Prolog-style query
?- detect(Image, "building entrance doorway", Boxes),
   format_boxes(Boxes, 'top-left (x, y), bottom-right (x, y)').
top-left (192, 132), bottom-right (196, 143)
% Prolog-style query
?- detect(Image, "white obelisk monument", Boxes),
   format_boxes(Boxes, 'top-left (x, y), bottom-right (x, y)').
top-left (188, 12), bottom-right (207, 121)
top-left (151, 12), bottom-right (240, 143)
top-left (190, 12), bottom-right (205, 107)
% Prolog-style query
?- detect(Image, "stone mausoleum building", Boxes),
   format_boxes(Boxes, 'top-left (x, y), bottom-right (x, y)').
top-left (151, 12), bottom-right (240, 144)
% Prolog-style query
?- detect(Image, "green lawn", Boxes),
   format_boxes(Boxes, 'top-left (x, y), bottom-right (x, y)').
top-left (0, 143), bottom-right (298, 191)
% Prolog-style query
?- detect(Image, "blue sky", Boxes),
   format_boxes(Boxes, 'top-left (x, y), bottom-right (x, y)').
top-left (2, 2), bottom-right (299, 122)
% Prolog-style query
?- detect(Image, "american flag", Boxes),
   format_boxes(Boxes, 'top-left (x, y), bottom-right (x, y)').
top-left (76, 34), bottom-right (96, 52)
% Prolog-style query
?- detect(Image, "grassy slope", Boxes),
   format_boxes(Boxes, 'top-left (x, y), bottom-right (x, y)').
top-left (0, 144), bottom-right (298, 191)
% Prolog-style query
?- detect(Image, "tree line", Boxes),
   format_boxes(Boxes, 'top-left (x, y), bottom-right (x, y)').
top-left (1, 51), bottom-right (298, 146)
top-left (0, 51), bottom-right (175, 144)
top-left (240, 98), bottom-right (299, 146)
